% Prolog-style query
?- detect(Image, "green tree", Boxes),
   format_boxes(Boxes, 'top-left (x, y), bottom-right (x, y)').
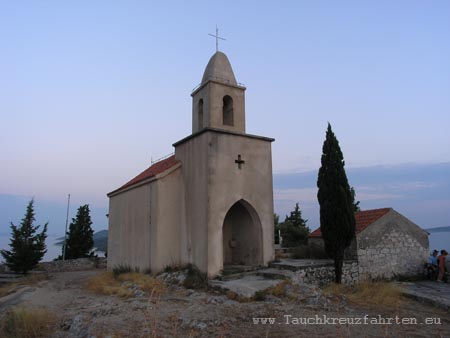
top-left (1, 200), bottom-right (48, 274)
top-left (284, 203), bottom-right (309, 229)
top-left (317, 124), bottom-right (356, 283)
top-left (64, 204), bottom-right (94, 259)
top-left (276, 203), bottom-right (310, 247)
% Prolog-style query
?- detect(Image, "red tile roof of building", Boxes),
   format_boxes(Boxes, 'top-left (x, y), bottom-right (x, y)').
top-left (308, 208), bottom-right (392, 238)
top-left (109, 155), bottom-right (179, 195)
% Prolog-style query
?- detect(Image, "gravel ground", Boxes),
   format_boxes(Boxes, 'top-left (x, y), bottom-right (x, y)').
top-left (0, 269), bottom-right (449, 338)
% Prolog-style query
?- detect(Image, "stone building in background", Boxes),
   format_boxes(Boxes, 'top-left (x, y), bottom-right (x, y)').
top-left (309, 208), bottom-right (429, 280)
top-left (107, 51), bottom-right (275, 277)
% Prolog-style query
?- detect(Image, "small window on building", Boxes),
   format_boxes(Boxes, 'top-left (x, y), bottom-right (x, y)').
top-left (198, 99), bottom-right (204, 130)
top-left (223, 95), bottom-right (234, 126)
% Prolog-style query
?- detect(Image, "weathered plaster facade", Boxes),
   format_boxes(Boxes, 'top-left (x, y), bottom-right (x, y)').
top-left (108, 163), bottom-right (185, 273)
top-left (107, 52), bottom-right (275, 277)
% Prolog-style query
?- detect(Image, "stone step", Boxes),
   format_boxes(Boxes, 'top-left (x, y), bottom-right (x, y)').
top-left (269, 259), bottom-right (335, 271)
top-left (217, 270), bottom-right (259, 281)
top-left (222, 265), bottom-right (261, 275)
top-left (216, 265), bottom-right (265, 281)
top-left (210, 275), bottom-right (282, 298)
top-left (256, 268), bottom-right (293, 280)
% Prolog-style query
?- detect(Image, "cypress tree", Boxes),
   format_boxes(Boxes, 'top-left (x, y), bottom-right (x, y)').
top-left (317, 124), bottom-right (355, 283)
top-left (1, 199), bottom-right (48, 274)
top-left (64, 204), bottom-right (94, 259)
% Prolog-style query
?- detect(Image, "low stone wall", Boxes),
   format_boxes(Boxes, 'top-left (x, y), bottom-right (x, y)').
top-left (291, 261), bottom-right (359, 286)
top-left (36, 258), bottom-right (107, 273)
top-left (271, 259), bottom-right (359, 286)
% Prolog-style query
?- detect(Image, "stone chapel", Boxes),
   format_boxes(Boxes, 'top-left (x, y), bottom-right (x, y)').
top-left (107, 51), bottom-right (275, 277)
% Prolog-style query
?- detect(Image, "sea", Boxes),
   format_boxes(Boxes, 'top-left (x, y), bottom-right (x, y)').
top-left (0, 234), bottom-right (105, 262)
top-left (428, 231), bottom-right (450, 253)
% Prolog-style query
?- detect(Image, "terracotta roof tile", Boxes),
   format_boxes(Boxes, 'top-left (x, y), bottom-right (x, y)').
top-left (309, 208), bottom-right (392, 238)
top-left (109, 155), bottom-right (179, 195)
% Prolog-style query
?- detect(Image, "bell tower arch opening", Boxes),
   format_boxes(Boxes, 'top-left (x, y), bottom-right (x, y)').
top-left (222, 200), bottom-right (263, 266)
top-left (198, 99), bottom-right (204, 130)
top-left (222, 95), bottom-right (234, 126)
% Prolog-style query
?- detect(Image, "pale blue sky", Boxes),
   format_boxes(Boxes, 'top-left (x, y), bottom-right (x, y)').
top-left (1, 1), bottom-right (449, 228)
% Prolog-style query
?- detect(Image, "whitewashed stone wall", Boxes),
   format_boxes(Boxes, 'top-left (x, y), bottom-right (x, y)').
top-left (36, 258), bottom-right (106, 273)
top-left (358, 229), bottom-right (428, 280)
top-left (291, 261), bottom-right (359, 287)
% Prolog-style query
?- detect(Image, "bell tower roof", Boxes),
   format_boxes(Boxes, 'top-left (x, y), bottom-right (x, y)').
top-left (191, 51), bottom-right (246, 134)
top-left (201, 51), bottom-right (237, 86)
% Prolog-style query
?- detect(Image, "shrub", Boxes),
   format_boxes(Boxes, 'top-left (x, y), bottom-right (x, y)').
top-left (182, 264), bottom-right (208, 290)
top-left (253, 290), bottom-right (266, 301)
top-left (0, 307), bottom-right (55, 338)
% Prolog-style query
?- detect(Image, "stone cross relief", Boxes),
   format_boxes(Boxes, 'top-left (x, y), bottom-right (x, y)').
top-left (235, 154), bottom-right (245, 169)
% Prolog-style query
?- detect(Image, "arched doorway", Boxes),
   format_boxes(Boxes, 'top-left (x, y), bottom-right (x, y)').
top-left (222, 200), bottom-right (262, 266)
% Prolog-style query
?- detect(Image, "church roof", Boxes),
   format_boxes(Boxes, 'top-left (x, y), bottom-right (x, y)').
top-left (201, 51), bottom-right (237, 86)
top-left (108, 155), bottom-right (179, 195)
top-left (308, 208), bottom-right (392, 238)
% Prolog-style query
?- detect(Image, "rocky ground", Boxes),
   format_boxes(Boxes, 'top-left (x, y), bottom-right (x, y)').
top-left (0, 268), bottom-right (449, 338)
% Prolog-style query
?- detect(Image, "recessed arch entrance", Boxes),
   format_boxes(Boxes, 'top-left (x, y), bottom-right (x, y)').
top-left (222, 200), bottom-right (263, 266)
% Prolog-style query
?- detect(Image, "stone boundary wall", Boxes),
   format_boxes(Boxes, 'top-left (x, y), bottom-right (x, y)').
top-left (271, 260), bottom-right (359, 286)
top-left (291, 261), bottom-right (359, 286)
top-left (36, 258), bottom-right (107, 273)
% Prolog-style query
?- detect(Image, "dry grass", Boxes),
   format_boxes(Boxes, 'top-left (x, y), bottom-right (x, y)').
top-left (324, 281), bottom-right (402, 306)
top-left (254, 280), bottom-right (298, 301)
top-left (0, 307), bottom-right (55, 338)
top-left (268, 280), bottom-right (293, 297)
top-left (0, 284), bottom-right (18, 299)
top-left (86, 272), bottom-right (166, 298)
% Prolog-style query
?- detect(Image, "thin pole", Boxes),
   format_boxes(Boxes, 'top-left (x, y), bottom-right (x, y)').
top-left (63, 194), bottom-right (70, 260)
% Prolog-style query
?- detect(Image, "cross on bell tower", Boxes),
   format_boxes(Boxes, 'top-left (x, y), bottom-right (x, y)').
top-left (208, 25), bottom-right (226, 52)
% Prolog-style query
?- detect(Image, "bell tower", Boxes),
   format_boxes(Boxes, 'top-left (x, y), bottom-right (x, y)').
top-left (191, 52), bottom-right (246, 134)
top-left (174, 50), bottom-right (274, 277)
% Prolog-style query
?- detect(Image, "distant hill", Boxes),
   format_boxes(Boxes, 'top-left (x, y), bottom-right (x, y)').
top-left (55, 229), bottom-right (108, 252)
top-left (426, 226), bottom-right (450, 233)
top-left (93, 230), bottom-right (108, 252)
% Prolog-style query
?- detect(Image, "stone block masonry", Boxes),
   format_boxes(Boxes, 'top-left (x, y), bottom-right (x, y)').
top-left (36, 258), bottom-right (107, 273)
top-left (358, 229), bottom-right (428, 280)
top-left (270, 259), bottom-right (359, 286)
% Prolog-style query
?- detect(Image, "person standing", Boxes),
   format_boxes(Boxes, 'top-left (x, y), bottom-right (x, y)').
top-left (427, 250), bottom-right (439, 280)
top-left (437, 250), bottom-right (448, 282)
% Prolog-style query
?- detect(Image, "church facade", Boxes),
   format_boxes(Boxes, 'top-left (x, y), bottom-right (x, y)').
top-left (107, 52), bottom-right (275, 277)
